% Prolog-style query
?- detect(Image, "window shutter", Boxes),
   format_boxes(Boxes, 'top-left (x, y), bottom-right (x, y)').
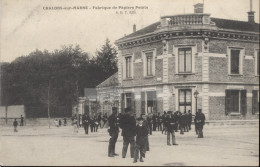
top-left (141, 92), bottom-right (145, 114)
top-left (131, 93), bottom-right (135, 114)
top-left (225, 90), bottom-right (231, 115)
top-left (252, 90), bottom-right (258, 115)
top-left (121, 93), bottom-right (125, 114)
top-left (240, 90), bottom-right (247, 116)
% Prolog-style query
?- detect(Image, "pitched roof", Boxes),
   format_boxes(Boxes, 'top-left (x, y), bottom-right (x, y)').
top-left (96, 72), bottom-right (118, 88)
top-left (211, 18), bottom-right (259, 33)
top-left (117, 17), bottom-right (259, 41)
top-left (118, 22), bottom-right (160, 41)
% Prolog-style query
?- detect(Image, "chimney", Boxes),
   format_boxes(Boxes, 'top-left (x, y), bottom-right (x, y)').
top-left (133, 24), bottom-right (136, 33)
top-left (194, 3), bottom-right (204, 13)
top-left (248, 0), bottom-right (255, 23)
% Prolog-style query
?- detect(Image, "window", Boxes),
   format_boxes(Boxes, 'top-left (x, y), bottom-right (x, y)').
top-left (146, 52), bottom-right (153, 76)
top-left (125, 93), bottom-right (132, 109)
top-left (228, 47), bottom-right (244, 75)
top-left (174, 45), bottom-right (196, 74)
top-left (230, 50), bottom-right (240, 74)
top-left (225, 89), bottom-right (247, 115)
top-left (142, 50), bottom-right (155, 77)
top-left (125, 56), bottom-right (132, 78)
top-left (179, 89), bottom-right (192, 113)
top-left (252, 90), bottom-right (259, 114)
top-left (178, 48), bottom-right (192, 73)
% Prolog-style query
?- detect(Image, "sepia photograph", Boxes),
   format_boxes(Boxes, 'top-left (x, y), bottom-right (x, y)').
top-left (0, 0), bottom-right (259, 166)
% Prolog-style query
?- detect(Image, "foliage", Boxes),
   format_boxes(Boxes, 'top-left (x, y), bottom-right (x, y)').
top-left (0, 40), bottom-right (118, 117)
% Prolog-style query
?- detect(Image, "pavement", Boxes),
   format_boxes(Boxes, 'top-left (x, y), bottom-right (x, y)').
top-left (0, 123), bottom-right (259, 166)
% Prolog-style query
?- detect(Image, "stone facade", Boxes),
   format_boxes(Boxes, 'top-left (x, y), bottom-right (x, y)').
top-left (97, 5), bottom-right (259, 120)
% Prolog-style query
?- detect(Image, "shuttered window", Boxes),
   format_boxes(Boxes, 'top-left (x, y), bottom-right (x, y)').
top-left (252, 90), bottom-right (259, 114)
top-left (231, 50), bottom-right (240, 74)
top-left (225, 89), bottom-right (247, 115)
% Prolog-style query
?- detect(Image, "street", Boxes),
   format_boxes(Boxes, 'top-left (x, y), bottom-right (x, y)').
top-left (0, 123), bottom-right (259, 166)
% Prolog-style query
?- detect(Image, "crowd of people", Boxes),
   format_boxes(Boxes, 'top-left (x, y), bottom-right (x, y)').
top-left (107, 107), bottom-right (206, 163)
top-left (11, 108), bottom-right (205, 163)
top-left (72, 113), bottom-right (108, 134)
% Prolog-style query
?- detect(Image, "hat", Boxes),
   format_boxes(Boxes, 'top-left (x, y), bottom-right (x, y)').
top-left (137, 117), bottom-right (143, 121)
top-left (167, 111), bottom-right (172, 114)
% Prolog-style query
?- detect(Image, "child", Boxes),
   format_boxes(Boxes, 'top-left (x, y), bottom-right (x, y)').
top-left (13, 119), bottom-right (18, 132)
top-left (133, 117), bottom-right (148, 163)
top-left (73, 118), bottom-right (78, 133)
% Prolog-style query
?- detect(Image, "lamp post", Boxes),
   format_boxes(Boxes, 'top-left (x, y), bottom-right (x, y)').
top-left (194, 90), bottom-right (199, 114)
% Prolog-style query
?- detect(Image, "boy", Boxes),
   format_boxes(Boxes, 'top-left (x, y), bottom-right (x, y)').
top-left (133, 117), bottom-right (148, 163)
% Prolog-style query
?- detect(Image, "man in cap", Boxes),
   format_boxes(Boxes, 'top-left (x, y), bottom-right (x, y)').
top-left (108, 107), bottom-right (120, 157)
top-left (119, 107), bottom-right (136, 158)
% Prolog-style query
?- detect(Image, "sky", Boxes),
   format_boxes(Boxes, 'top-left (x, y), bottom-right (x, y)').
top-left (0, 0), bottom-right (259, 62)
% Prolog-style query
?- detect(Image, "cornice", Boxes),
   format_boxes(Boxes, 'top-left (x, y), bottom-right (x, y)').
top-left (116, 29), bottom-right (259, 50)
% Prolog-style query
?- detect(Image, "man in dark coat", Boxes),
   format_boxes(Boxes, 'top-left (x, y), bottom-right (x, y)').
top-left (165, 111), bottom-right (178, 146)
top-left (90, 116), bottom-right (95, 132)
top-left (108, 107), bottom-right (120, 157)
top-left (13, 119), bottom-right (18, 132)
top-left (187, 110), bottom-right (192, 130)
top-left (152, 113), bottom-right (157, 131)
top-left (147, 114), bottom-right (153, 135)
top-left (119, 107), bottom-right (136, 158)
top-left (162, 111), bottom-right (167, 134)
top-left (141, 114), bottom-right (150, 152)
top-left (97, 113), bottom-right (102, 128)
top-left (157, 113), bottom-right (162, 131)
top-left (20, 115), bottom-right (24, 126)
top-left (179, 112), bottom-right (185, 134)
top-left (194, 111), bottom-right (199, 134)
top-left (184, 111), bottom-right (189, 132)
top-left (82, 114), bottom-right (90, 134)
top-left (195, 109), bottom-right (205, 138)
top-left (133, 117), bottom-right (148, 163)
top-left (173, 111), bottom-right (179, 132)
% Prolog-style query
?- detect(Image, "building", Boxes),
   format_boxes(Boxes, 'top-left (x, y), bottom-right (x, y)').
top-left (96, 72), bottom-right (121, 116)
top-left (97, 3), bottom-right (259, 120)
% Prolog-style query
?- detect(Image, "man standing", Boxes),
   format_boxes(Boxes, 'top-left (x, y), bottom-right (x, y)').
top-left (97, 113), bottom-right (102, 128)
top-left (157, 113), bottom-right (162, 132)
top-left (165, 111), bottom-right (178, 146)
top-left (141, 114), bottom-right (149, 152)
top-left (108, 107), bottom-right (119, 157)
top-left (179, 112), bottom-right (185, 134)
top-left (187, 110), bottom-right (192, 130)
top-left (20, 115), bottom-right (24, 126)
top-left (152, 113), bottom-right (157, 131)
top-left (119, 107), bottom-right (136, 158)
top-left (147, 114), bottom-right (152, 135)
top-left (13, 119), bottom-right (18, 132)
top-left (162, 111), bottom-right (167, 134)
top-left (195, 109), bottom-right (205, 138)
top-left (82, 114), bottom-right (90, 134)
